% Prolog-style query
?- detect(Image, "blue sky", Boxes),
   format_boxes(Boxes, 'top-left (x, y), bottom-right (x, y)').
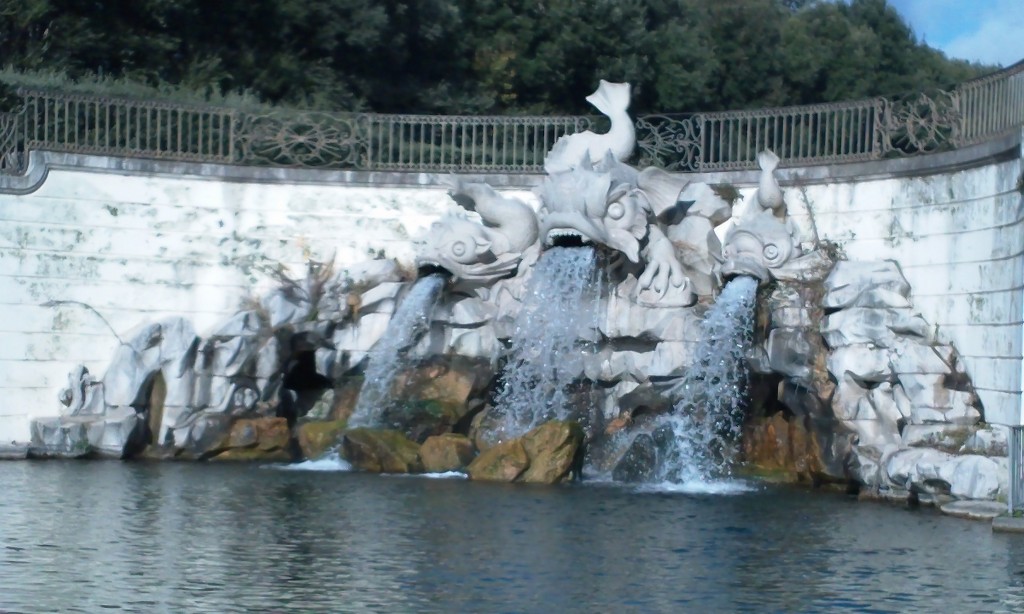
top-left (888, 0), bottom-right (1024, 66)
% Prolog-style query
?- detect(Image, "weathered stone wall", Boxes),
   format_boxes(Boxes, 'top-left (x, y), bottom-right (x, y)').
top-left (0, 153), bottom-right (537, 441)
top-left (1, 133), bottom-right (1021, 441)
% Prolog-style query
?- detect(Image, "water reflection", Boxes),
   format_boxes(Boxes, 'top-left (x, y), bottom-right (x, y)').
top-left (2, 462), bottom-right (1024, 612)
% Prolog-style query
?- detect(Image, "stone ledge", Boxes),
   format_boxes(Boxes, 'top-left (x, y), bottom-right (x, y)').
top-left (939, 500), bottom-right (1006, 520)
top-left (0, 442), bottom-right (29, 460)
top-left (0, 151), bottom-right (547, 195)
top-left (2, 127), bottom-right (1020, 194)
top-left (992, 515), bottom-right (1024, 533)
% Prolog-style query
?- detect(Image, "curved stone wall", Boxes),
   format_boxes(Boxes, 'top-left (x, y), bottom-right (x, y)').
top-left (0, 132), bottom-right (1021, 441)
top-left (798, 157), bottom-right (1024, 425)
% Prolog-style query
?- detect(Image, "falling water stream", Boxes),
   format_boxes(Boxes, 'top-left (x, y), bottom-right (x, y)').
top-left (653, 275), bottom-right (758, 484)
top-left (348, 273), bottom-right (446, 427)
top-left (491, 247), bottom-right (599, 440)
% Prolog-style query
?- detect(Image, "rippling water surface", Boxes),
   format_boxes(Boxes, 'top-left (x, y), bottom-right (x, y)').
top-left (2, 461), bottom-right (1024, 612)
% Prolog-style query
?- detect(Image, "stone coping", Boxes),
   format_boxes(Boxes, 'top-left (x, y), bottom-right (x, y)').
top-left (0, 443), bottom-right (30, 460)
top-left (992, 515), bottom-right (1024, 533)
top-left (1, 128), bottom-right (1020, 195)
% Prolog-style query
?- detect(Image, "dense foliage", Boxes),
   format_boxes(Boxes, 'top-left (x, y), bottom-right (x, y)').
top-left (0, 0), bottom-right (997, 114)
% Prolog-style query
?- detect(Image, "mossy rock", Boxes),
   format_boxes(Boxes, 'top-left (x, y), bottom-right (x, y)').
top-left (211, 447), bottom-right (292, 462)
top-left (341, 428), bottom-right (423, 473)
top-left (179, 414), bottom-right (235, 459)
top-left (379, 399), bottom-right (464, 444)
top-left (231, 417), bottom-right (291, 451)
top-left (466, 439), bottom-right (529, 482)
top-left (420, 433), bottom-right (476, 473)
top-left (328, 378), bottom-right (364, 422)
top-left (296, 419), bottom-right (348, 460)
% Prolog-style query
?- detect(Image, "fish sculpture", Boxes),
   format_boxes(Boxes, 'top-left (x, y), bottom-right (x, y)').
top-left (717, 149), bottom-right (796, 283)
top-left (416, 177), bottom-right (539, 286)
top-left (537, 160), bottom-right (648, 263)
top-left (536, 157), bottom-right (692, 302)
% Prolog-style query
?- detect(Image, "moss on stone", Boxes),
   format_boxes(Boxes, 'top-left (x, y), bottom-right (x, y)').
top-left (296, 419), bottom-right (348, 460)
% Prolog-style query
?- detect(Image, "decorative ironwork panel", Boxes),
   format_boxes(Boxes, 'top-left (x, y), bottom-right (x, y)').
top-left (878, 90), bottom-right (962, 156)
top-left (0, 110), bottom-right (25, 174)
top-left (634, 114), bottom-right (702, 171)
top-left (235, 111), bottom-right (365, 168)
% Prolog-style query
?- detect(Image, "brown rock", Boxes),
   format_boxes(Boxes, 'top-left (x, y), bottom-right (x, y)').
top-left (520, 421), bottom-right (584, 484)
top-left (178, 414), bottom-right (234, 459)
top-left (239, 417), bottom-right (291, 451)
top-left (466, 439), bottom-right (529, 482)
top-left (468, 406), bottom-right (506, 451)
top-left (605, 413), bottom-right (633, 435)
top-left (203, 417), bottom-right (292, 461)
top-left (211, 447), bottom-right (292, 462)
top-left (296, 419), bottom-right (348, 460)
top-left (329, 379), bottom-right (363, 423)
top-left (341, 428), bottom-right (423, 473)
top-left (227, 420), bottom-right (260, 448)
top-left (743, 411), bottom-right (831, 482)
top-left (419, 433), bottom-right (476, 473)
top-left (393, 356), bottom-right (490, 412)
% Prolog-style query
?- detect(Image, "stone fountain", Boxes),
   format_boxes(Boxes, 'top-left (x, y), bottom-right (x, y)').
top-left (27, 80), bottom-right (1008, 507)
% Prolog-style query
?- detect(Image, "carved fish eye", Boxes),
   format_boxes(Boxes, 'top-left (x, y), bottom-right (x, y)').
top-left (763, 244), bottom-right (779, 260)
top-left (607, 201), bottom-right (626, 220)
top-left (451, 241), bottom-right (466, 257)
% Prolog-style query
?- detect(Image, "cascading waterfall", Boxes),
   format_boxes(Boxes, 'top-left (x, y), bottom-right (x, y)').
top-left (653, 275), bottom-right (758, 484)
top-left (348, 273), bottom-right (446, 428)
top-left (490, 246), bottom-right (599, 441)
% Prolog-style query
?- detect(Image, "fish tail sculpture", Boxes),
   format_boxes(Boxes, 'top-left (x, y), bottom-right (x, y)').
top-left (756, 149), bottom-right (785, 213)
top-left (544, 80), bottom-right (636, 174)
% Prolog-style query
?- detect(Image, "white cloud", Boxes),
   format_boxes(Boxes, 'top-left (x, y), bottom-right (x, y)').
top-left (942, 2), bottom-right (1024, 65)
top-left (888, 0), bottom-right (1024, 66)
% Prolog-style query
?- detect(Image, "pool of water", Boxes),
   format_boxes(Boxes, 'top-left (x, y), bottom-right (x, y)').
top-left (2, 461), bottom-right (1023, 612)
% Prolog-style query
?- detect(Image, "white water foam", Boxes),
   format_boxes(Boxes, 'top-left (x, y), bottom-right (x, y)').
top-left (384, 471), bottom-right (468, 480)
top-left (349, 274), bottom-right (446, 428)
top-left (271, 453), bottom-right (353, 472)
top-left (490, 247), bottom-right (599, 440)
top-left (634, 479), bottom-right (758, 496)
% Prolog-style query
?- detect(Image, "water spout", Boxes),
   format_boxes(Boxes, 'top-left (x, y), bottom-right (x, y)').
top-left (650, 275), bottom-right (759, 483)
top-left (349, 274), bottom-right (447, 428)
top-left (489, 247), bottom-right (599, 441)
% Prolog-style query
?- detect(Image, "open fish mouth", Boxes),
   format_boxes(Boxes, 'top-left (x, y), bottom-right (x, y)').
top-left (543, 228), bottom-right (591, 248)
top-left (718, 256), bottom-right (769, 284)
top-left (414, 260), bottom-right (454, 279)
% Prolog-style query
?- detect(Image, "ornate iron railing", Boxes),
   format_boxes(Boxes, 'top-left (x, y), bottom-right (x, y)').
top-left (0, 110), bottom-right (25, 173)
top-left (0, 59), bottom-right (1021, 174)
top-left (19, 89), bottom-right (235, 163)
